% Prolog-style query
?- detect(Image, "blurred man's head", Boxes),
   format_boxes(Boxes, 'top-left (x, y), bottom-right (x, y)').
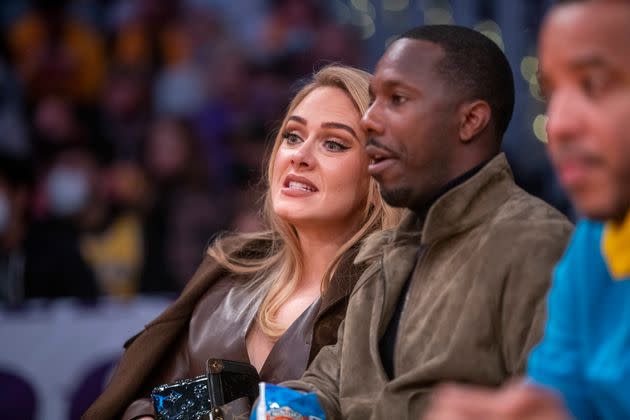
top-left (539, 0), bottom-right (630, 222)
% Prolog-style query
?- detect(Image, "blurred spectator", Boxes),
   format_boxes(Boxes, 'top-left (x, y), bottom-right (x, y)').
top-left (0, 59), bottom-right (29, 158)
top-left (193, 41), bottom-right (251, 190)
top-left (24, 145), bottom-right (146, 299)
top-left (99, 65), bottom-right (151, 161)
top-left (153, 64), bottom-right (206, 117)
top-left (308, 23), bottom-right (364, 69)
top-left (7, 0), bottom-right (106, 105)
top-left (30, 96), bottom-right (82, 160)
top-left (109, 0), bottom-right (185, 73)
top-left (142, 116), bottom-right (232, 289)
top-left (0, 153), bottom-right (33, 304)
top-left (230, 186), bottom-right (264, 234)
top-left (256, 0), bottom-right (323, 61)
top-left (24, 145), bottom-right (100, 299)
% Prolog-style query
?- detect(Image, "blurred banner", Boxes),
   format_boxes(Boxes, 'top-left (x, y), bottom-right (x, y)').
top-left (0, 297), bottom-right (172, 420)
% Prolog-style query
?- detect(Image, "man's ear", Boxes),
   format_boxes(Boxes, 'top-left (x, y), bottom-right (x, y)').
top-left (458, 100), bottom-right (491, 142)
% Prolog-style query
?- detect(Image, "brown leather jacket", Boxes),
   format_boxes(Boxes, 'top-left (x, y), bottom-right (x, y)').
top-left (83, 237), bottom-right (365, 420)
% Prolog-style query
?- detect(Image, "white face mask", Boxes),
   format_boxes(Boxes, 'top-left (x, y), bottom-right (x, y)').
top-left (46, 167), bottom-right (90, 217)
top-left (0, 192), bottom-right (10, 234)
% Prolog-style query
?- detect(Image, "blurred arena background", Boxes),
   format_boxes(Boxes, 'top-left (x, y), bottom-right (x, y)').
top-left (0, 0), bottom-right (570, 418)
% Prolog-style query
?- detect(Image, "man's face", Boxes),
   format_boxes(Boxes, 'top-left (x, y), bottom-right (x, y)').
top-left (540, 1), bottom-right (630, 221)
top-left (361, 39), bottom-right (460, 209)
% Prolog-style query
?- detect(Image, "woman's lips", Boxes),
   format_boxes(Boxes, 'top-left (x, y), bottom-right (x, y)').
top-left (281, 174), bottom-right (318, 197)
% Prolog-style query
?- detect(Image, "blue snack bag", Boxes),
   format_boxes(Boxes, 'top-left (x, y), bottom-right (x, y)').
top-left (251, 382), bottom-right (326, 420)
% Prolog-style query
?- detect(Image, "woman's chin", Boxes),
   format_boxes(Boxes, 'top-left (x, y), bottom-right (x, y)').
top-left (274, 209), bottom-right (312, 226)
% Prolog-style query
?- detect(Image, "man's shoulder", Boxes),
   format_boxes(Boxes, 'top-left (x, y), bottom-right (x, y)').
top-left (355, 210), bottom-right (418, 264)
top-left (492, 184), bottom-right (573, 234)
top-left (469, 186), bottom-right (573, 266)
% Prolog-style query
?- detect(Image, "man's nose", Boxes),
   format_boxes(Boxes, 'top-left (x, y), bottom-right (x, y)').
top-left (545, 89), bottom-right (583, 145)
top-left (361, 101), bottom-right (385, 136)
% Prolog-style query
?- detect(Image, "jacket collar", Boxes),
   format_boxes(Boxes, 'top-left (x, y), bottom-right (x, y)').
top-left (356, 153), bottom-right (515, 263)
top-left (319, 244), bottom-right (364, 316)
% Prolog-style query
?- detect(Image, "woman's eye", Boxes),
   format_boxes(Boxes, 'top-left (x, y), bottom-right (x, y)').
top-left (324, 140), bottom-right (350, 152)
top-left (282, 132), bottom-right (302, 145)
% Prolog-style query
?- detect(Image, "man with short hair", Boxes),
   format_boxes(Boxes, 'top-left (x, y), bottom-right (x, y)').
top-left (282, 25), bottom-right (573, 419)
top-left (424, 1), bottom-right (630, 419)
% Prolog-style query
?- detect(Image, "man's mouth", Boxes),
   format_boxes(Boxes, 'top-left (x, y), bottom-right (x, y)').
top-left (368, 151), bottom-right (388, 165)
top-left (365, 139), bottom-right (396, 161)
top-left (552, 148), bottom-right (603, 187)
top-left (365, 140), bottom-right (397, 175)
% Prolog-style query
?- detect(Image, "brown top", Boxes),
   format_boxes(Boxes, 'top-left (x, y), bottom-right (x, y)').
top-left (168, 275), bottom-right (321, 382)
top-left (83, 237), bottom-right (365, 420)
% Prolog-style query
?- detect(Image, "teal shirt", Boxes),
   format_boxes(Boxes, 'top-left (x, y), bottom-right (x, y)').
top-left (528, 220), bottom-right (630, 419)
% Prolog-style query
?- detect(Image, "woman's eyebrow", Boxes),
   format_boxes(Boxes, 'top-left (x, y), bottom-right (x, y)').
top-left (287, 115), bottom-right (307, 125)
top-left (321, 122), bottom-right (358, 140)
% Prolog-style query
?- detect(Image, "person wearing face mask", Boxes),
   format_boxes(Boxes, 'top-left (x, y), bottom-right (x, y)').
top-left (27, 144), bottom-right (150, 299)
top-left (0, 154), bottom-right (32, 304)
top-left (83, 65), bottom-right (402, 420)
top-left (45, 164), bottom-right (92, 219)
top-left (23, 146), bottom-right (100, 299)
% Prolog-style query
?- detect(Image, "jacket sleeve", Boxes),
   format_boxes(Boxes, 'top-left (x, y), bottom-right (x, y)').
top-left (121, 398), bottom-right (154, 419)
top-left (281, 319), bottom-right (345, 419)
top-left (500, 221), bottom-right (572, 374)
top-left (82, 252), bottom-right (225, 420)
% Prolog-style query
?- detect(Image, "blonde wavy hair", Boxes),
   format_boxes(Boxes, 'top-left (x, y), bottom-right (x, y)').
top-left (208, 64), bottom-right (401, 339)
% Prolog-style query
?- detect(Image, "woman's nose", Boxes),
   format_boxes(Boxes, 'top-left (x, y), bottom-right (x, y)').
top-left (290, 139), bottom-right (315, 168)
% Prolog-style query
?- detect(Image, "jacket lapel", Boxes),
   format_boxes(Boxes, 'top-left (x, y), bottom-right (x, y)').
top-left (378, 239), bottom-right (420, 336)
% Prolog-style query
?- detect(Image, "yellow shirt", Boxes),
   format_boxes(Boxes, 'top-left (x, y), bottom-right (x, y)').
top-left (602, 210), bottom-right (630, 280)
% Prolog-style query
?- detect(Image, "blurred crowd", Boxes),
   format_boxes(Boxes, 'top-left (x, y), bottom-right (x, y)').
top-left (0, 0), bottom-right (364, 303)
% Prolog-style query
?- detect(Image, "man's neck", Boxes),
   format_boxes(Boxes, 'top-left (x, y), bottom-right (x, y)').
top-left (411, 159), bottom-right (491, 223)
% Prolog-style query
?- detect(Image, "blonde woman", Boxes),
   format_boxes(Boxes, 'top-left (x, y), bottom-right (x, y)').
top-left (84, 65), bottom-right (401, 420)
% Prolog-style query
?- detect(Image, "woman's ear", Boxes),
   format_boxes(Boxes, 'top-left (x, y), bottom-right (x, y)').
top-left (459, 100), bottom-right (491, 143)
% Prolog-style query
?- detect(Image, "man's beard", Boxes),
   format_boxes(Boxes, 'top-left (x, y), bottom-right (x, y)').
top-left (380, 186), bottom-right (412, 208)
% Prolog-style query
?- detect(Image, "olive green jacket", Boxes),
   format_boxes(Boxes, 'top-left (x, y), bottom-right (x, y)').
top-left (284, 154), bottom-right (573, 419)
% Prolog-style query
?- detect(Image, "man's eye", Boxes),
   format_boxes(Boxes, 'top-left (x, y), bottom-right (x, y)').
top-left (282, 132), bottom-right (302, 145)
top-left (324, 140), bottom-right (350, 152)
top-left (391, 94), bottom-right (407, 105)
top-left (580, 73), bottom-right (609, 98)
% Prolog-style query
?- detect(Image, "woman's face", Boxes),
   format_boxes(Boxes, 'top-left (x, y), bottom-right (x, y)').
top-left (271, 86), bottom-right (370, 234)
